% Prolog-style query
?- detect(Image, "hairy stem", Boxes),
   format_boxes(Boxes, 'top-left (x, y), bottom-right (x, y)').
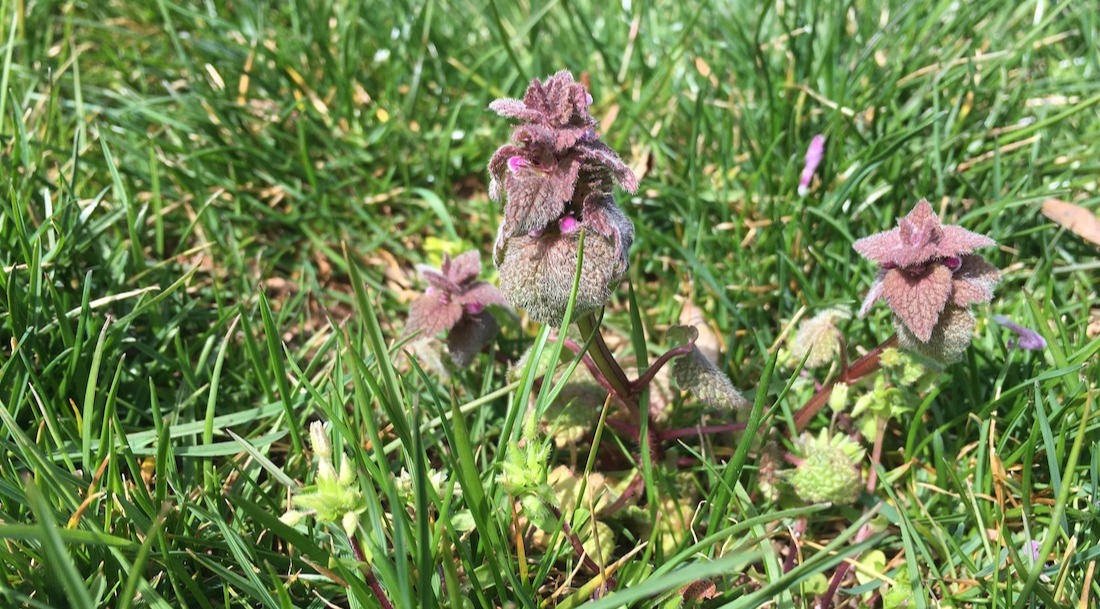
top-left (818, 417), bottom-right (888, 609)
top-left (349, 534), bottom-right (395, 609)
top-left (657, 422), bottom-right (747, 441)
top-left (792, 334), bottom-right (898, 432)
top-left (547, 503), bottom-right (614, 585)
top-left (575, 312), bottom-right (633, 402)
top-left (631, 343), bottom-right (694, 395)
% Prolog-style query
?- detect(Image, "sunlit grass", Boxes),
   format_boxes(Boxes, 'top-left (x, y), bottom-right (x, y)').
top-left (0, 0), bottom-right (1097, 607)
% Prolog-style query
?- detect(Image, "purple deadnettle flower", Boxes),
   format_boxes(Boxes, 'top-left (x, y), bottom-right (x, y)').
top-left (992, 315), bottom-right (1047, 351)
top-left (798, 134), bottom-right (825, 197)
top-left (487, 70), bottom-right (638, 325)
top-left (854, 200), bottom-right (1001, 363)
top-left (402, 251), bottom-right (509, 367)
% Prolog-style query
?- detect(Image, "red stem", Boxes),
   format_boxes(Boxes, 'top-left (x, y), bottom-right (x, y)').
top-left (818, 413), bottom-right (888, 609)
top-left (818, 523), bottom-right (876, 609)
top-left (547, 502), bottom-right (614, 585)
top-left (349, 535), bottom-right (394, 609)
top-left (783, 518), bottom-right (807, 573)
top-left (631, 343), bottom-right (695, 395)
top-left (657, 422), bottom-right (747, 441)
top-left (603, 472), bottom-right (645, 514)
top-left (561, 338), bottom-right (628, 406)
top-left (792, 334), bottom-right (898, 432)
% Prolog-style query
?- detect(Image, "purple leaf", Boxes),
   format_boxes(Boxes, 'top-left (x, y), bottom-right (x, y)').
top-left (853, 200), bottom-right (996, 268)
top-left (447, 312), bottom-right (499, 367)
top-left (880, 265), bottom-right (954, 342)
top-left (950, 255), bottom-right (1000, 306)
top-left (404, 295), bottom-right (464, 339)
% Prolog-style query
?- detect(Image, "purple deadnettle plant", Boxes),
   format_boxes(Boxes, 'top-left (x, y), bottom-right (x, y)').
top-left (403, 250), bottom-right (508, 367)
top-left (854, 199), bottom-right (1001, 363)
top-left (488, 70), bottom-right (637, 325)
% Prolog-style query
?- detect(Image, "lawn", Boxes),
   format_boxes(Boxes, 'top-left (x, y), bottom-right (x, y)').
top-left (1, 0), bottom-right (1098, 607)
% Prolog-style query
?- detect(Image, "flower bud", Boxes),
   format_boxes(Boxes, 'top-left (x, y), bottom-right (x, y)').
top-left (495, 199), bottom-right (633, 325)
top-left (285, 421), bottom-right (367, 536)
top-left (498, 439), bottom-right (551, 497)
top-left (786, 431), bottom-right (865, 505)
top-left (895, 304), bottom-right (976, 365)
top-left (788, 306), bottom-right (850, 369)
top-left (828, 382), bottom-right (850, 413)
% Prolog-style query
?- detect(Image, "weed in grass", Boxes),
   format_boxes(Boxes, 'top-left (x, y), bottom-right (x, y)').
top-left (2, 1), bottom-right (1098, 608)
top-left (402, 249), bottom-right (509, 367)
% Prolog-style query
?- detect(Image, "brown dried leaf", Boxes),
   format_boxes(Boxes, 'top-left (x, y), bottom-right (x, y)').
top-left (1041, 198), bottom-right (1100, 247)
top-left (679, 300), bottom-right (721, 365)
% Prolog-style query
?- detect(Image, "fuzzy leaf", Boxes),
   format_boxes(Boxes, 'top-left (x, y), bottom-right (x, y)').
top-left (895, 305), bottom-right (976, 364)
top-left (454, 282), bottom-right (508, 309)
top-left (404, 295), bottom-right (464, 339)
top-left (858, 270), bottom-right (887, 318)
top-left (446, 250), bottom-right (483, 285)
top-left (579, 141), bottom-right (638, 192)
top-left (416, 265), bottom-right (457, 294)
top-left (671, 348), bottom-right (748, 411)
top-left (939, 225), bottom-right (997, 255)
top-left (854, 199), bottom-right (994, 267)
top-left (667, 324), bottom-right (699, 348)
top-left (488, 98), bottom-right (545, 122)
top-left (447, 312), bottom-right (499, 367)
top-left (881, 265), bottom-right (953, 342)
top-left (950, 255), bottom-right (1000, 306)
top-left (501, 156), bottom-right (582, 237)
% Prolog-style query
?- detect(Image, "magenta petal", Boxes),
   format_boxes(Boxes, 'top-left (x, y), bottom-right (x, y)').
top-left (559, 215), bottom-right (579, 234)
top-left (507, 156), bottom-right (529, 173)
top-left (798, 134), bottom-right (825, 196)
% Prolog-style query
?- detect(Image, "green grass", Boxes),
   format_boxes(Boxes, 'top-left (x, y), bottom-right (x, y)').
top-left (1, 0), bottom-right (1098, 607)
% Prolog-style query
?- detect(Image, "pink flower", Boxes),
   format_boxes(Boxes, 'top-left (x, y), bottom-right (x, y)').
top-left (993, 315), bottom-right (1047, 351)
top-left (854, 200), bottom-right (1000, 363)
top-left (507, 156), bottom-right (529, 173)
top-left (798, 135), bottom-right (825, 197)
top-left (403, 251), bottom-right (509, 367)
